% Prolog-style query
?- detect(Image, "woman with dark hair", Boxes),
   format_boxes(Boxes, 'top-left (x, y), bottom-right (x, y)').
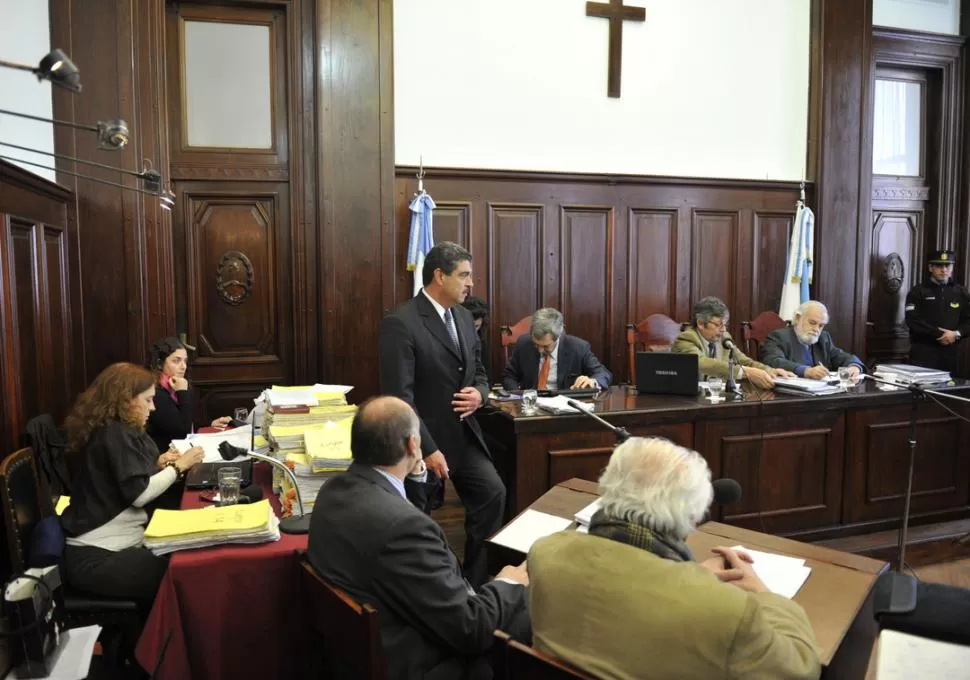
top-left (60, 363), bottom-right (204, 602)
top-left (461, 296), bottom-right (492, 379)
top-left (145, 336), bottom-right (231, 454)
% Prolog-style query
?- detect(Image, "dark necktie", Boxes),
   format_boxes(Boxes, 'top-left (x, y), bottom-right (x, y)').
top-left (708, 341), bottom-right (716, 358)
top-left (444, 309), bottom-right (460, 353)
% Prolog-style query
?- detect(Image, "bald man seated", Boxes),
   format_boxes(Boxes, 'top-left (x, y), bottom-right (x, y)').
top-left (307, 396), bottom-right (531, 680)
top-left (761, 301), bottom-right (864, 380)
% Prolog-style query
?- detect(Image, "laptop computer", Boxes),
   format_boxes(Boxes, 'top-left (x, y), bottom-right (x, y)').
top-left (185, 459), bottom-right (253, 490)
top-left (635, 352), bottom-right (699, 397)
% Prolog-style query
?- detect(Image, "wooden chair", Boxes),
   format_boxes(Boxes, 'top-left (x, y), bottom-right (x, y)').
top-left (625, 314), bottom-right (686, 382)
top-left (740, 311), bottom-right (787, 359)
top-left (499, 315), bottom-right (533, 363)
top-left (496, 630), bottom-right (596, 679)
top-left (298, 552), bottom-right (386, 680)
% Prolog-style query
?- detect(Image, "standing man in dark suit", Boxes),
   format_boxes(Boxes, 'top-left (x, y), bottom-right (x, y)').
top-left (379, 241), bottom-right (503, 587)
top-left (308, 397), bottom-right (530, 680)
top-left (905, 249), bottom-right (970, 374)
top-left (761, 301), bottom-right (864, 379)
top-left (502, 308), bottom-right (612, 391)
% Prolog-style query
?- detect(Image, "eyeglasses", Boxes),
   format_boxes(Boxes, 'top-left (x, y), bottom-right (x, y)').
top-left (706, 320), bottom-right (729, 331)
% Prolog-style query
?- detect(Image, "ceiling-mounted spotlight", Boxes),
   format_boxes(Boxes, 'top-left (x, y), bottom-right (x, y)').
top-left (0, 109), bottom-right (129, 151)
top-left (0, 48), bottom-right (81, 92)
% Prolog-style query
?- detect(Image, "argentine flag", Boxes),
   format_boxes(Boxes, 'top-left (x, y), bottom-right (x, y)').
top-left (779, 203), bottom-right (814, 321)
top-left (407, 192), bottom-right (436, 296)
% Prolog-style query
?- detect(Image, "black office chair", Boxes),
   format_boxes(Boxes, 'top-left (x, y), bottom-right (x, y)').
top-left (0, 448), bottom-right (140, 667)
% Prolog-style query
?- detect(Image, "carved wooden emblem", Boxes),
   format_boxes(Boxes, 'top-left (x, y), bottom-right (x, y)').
top-left (216, 250), bottom-right (253, 305)
top-left (883, 252), bottom-right (904, 293)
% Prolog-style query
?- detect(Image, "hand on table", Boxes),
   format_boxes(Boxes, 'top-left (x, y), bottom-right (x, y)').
top-left (803, 364), bottom-right (829, 380)
top-left (707, 547), bottom-right (768, 593)
top-left (175, 446), bottom-right (204, 472)
top-left (210, 416), bottom-right (232, 429)
top-left (571, 376), bottom-right (599, 389)
top-left (743, 367), bottom-right (775, 390)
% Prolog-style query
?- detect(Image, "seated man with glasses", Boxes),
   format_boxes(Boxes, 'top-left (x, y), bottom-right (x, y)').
top-left (672, 297), bottom-right (792, 390)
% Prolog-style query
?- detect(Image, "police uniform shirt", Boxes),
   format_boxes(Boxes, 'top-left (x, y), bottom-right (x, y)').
top-left (905, 278), bottom-right (970, 345)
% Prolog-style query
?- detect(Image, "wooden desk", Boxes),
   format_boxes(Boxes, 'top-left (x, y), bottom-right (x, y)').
top-left (480, 381), bottom-right (970, 541)
top-left (488, 479), bottom-right (889, 679)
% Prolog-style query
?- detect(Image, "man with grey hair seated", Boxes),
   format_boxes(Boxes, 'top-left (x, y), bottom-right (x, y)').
top-left (527, 437), bottom-right (821, 680)
top-left (672, 296), bottom-right (792, 389)
top-left (762, 300), bottom-right (864, 380)
top-left (502, 307), bottom-right (612, 391)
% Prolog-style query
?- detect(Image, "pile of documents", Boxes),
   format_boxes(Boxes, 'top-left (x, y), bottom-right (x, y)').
top-left (535, 395), bottom-right (593, 415)
top-left (259, 384), bottom-right (356, 515)
top-left (874, 363), bottom-right (951, 385)
top-left (143, 499), bottom-right (280, 555)
top-left (772, 376), bottom-right (842, 396)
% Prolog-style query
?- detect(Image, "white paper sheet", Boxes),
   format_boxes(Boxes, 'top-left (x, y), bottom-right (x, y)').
top-left (172, 425), bottom-right (252, 463)
top-left (490, 509), bottom-right (573, 554)
top-left (536, 396), bottom-right (593, 415)
top-left (731, 545), bottom-right (811, 599)
top-left (877, 629), bottom-right (970, 679)
top-left (9, 625), bottom-right (102, 680)
top-left (574, 499), bottom-right (602, 526)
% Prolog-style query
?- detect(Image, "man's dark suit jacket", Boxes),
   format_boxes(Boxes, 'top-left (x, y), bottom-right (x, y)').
top-left (761, 326), bottom-right (864, 376)
top-left (379, 293), bottom-right (490, 460)
top-left (502, 333), bottom-right (612, 391)
top-left (308, 464), bottom-right (529, 680)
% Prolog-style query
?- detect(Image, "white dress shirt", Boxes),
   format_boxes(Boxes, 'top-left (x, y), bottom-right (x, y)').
top-left (421, 288), bottom-right (448, 324)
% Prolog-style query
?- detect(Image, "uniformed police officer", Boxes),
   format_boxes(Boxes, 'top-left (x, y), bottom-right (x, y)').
top-left (905, 249), bottom-right (970, 374)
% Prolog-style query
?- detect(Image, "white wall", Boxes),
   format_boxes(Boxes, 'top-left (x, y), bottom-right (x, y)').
top-left (394, 0), bottom-right (811, 181)
top-left (874, 0), bottom-right (961, 35)
top-left (0, 0), bottom-right (54, 182)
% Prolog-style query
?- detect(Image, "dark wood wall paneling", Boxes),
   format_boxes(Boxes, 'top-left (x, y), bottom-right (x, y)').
top-left (0, 161), bottom-right (75, 450)
top-left (393, 169), bottom-right (806, 383)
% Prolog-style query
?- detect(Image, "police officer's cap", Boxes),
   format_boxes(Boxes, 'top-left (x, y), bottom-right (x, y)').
top-left (928, 250), bottom-right (957, 265)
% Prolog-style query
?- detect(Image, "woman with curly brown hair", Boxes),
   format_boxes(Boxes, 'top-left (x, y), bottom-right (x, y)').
top-left (60, 362), bottom-right (204, 602)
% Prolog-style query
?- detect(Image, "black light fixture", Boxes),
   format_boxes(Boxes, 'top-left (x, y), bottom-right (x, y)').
top-left (0, 48), bottom-right (81, 92)
top-left (0, 109), bottom-right (128, 151)
top-left (0, 146), bottom-right (176, 212)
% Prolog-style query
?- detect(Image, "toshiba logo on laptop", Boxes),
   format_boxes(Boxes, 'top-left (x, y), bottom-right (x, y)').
top-left (654, 369), bottom-right (678, 376)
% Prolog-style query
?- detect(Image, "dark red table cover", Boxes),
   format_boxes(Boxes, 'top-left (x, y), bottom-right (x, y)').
top-left (135, 463), bottom-right (308, 679)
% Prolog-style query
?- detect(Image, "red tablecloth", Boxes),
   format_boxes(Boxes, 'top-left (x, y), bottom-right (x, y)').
top-left (135, 464), bottom-right (308, 680)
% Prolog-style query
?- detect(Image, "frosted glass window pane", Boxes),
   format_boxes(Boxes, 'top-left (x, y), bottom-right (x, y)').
top-left (872, 79), bottom-right (922, 176)
top-left (183, 21), bottom-right (272, 149)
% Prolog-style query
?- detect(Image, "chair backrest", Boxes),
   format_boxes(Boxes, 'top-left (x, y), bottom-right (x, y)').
top-left (626, 314), bottom-right (687, 382)
top-left (740, 311), bottom-right (788, 359)
top-left (502, 635), bottom-right (596, 679)
top-left (298, 553), bottom-right (386, 680)
top-left (499, 315), bottom-right (533, 363)
top-left (0, 448), bottom-right (47, 574)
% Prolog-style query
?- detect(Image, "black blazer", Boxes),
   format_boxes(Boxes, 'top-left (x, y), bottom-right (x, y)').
top-left (145, 385), bottom-right (194, 454)
top-left (379, 293), bottom-right (490, 460)
top-left (502, 333), bottom-right (612, 391)
top-left (308, 464), bottom-right (530, 680)
top-left (760, 326), bottom-right (864, 375)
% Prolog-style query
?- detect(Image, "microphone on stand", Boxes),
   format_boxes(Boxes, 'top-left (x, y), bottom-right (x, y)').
top-left (564, 399), bottom-right (742, 506)
top-left (722, 338), bottom-right (738, 392)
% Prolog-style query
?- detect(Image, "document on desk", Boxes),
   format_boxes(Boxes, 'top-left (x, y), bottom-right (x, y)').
top-left (536, 396), bottom-right (593, 415)
top-left (172, 425), bottom-right (252, 463)
top-left (877, 629), bottom-right (970, 679)
top-left (731, 545), bottom-right (811, 598)
top-left (491, 510), bottom-right (574, 554)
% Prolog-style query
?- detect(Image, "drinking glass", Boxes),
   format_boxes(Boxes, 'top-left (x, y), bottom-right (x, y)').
top-left (521, 389), bottom-right (539, 415)
top-left (707, 377), bottom-right (725, 403)
top-left (838, 366), bottom-right (854, 389)
top-left (217, 467), bottom-right (242, 506)
top-left (233, 407), bottom-right (249, 423)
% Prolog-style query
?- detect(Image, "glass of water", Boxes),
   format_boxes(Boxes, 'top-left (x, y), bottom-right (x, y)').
top-left (233, 407), bottom-right (249, 424)
top-left (521, 389), bottom-right (539, 415)
top-left (217, 466), bottom-right (242, 506)
top-left (707, 377), bottom-right (725, 403)
top-left (838, 366), bottom-right (854, 389)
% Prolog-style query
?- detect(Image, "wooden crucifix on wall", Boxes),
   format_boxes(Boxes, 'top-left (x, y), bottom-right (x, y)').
top-left (586, 0), bottom-right (646, 98)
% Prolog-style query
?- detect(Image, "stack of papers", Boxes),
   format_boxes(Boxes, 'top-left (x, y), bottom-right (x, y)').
top-left (574, 498), bottom-right (602, 527)
top-left (489, 509), bottom-right (574, 553)
top-left (731, 545), bottom-right (811, 598)
top-left (772, 377), bottom-right (842, 396)
top-left (875, 363), bottom-right (951, 385)
top-left (536, 395), bottom-right (593, 415)
top-left (143, 500), bottom-right (280, 555)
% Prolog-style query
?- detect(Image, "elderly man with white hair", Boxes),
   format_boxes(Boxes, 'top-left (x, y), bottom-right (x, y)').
top-left (527, 437), bottom-right (821, 680)
top-left (761, 300), bottom-right (864, 380)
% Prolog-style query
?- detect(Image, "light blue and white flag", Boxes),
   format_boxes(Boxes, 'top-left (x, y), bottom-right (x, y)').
top-left (407, 191), bottom-right (436, 296)
top-left (779, 203), bottom-right (815, 321)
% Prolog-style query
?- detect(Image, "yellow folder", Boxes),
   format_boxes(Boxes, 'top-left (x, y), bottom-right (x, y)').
top-left (144, 499), bottom-right (271, 539)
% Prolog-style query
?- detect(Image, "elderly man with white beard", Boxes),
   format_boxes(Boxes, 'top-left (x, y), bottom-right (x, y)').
top-left (761, 301), bottom-right (865, 380)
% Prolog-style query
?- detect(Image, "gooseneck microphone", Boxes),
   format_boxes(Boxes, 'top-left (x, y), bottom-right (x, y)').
top-left (564, 399), bottom-right (742, 505)
top-left (722, 337), bottom-right (738, 392)
top-left (565, 399), bottom-right (630, 442)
